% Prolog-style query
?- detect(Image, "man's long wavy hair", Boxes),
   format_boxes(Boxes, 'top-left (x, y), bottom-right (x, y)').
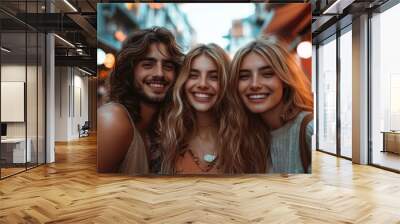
top-left (229, 37), bottom-right (313, 169)
top-left (159, 44), bottom-right (267, 174)
top-left (108, 27), bottom-right (183, 123)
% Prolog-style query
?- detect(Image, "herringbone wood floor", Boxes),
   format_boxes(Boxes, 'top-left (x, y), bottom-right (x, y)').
top-left (1, 135), bottom-right (400, 224)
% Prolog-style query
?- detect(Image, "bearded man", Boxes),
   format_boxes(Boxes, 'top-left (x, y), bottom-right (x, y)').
top-left (98, 27), bottom-right (183, 174)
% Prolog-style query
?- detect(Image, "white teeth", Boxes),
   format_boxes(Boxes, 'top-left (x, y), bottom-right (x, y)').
top-left (149, 83), bottom-right (164, 88)
top-left (194, 93), bottom-right (211, 98)
top-left (248, 94), bottom-right (267, 99)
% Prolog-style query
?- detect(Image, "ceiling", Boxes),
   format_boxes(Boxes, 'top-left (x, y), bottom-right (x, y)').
top-left (311, 0), bottom-right (390, 43)
top-left (0, 0), bottom-right (99, 73)
top-left (1, 0), bottom-right (395, 73)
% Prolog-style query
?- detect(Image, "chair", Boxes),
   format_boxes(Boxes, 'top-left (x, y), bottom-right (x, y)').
top-left (78, 121), bottom-right (90, 138)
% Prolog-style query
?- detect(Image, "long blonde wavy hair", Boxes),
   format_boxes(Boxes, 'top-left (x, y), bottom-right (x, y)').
top-left (226, 38), bottom-right (313, 173)
top-left (159, 43), bottom-right (267, 174)
top-left (230, 37), bottom-right (313, 123)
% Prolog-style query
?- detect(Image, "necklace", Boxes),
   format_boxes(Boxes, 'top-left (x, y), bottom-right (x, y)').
top-left (203, 153), bottom-right (217, 163)
top-left (188, 149), bottom-right (218, 172)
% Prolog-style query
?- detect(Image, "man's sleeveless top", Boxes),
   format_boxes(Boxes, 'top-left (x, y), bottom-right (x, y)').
top-left (107, 102), bottom-right (149, 175)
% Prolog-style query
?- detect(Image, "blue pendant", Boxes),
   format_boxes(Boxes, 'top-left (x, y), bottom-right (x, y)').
top-left (203, 154), bottom-right (216, 163)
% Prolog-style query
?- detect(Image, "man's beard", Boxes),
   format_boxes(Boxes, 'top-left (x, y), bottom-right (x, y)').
top-left (134, 76), bottom-right (171, 105)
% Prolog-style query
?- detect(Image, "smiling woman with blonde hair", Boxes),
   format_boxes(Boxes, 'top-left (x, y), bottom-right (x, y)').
top-left (159, 43), bottom-right (267, 174)
top-left (230, 37), bottom-right (313, 173)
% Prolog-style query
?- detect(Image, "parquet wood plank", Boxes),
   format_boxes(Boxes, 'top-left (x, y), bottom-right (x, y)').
top-left (0, 135), bottom-right (399, 223)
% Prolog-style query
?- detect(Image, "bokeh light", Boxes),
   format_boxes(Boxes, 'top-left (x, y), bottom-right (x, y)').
top-left (97, 48), bottom-right (106, 65)
top-left (296, 41), bottom-right (312, 59)
top-left (104, 53), bottom-right (115, 69)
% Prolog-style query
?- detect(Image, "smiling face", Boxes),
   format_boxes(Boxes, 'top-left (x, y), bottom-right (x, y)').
top-left (133, 43), bottom-right (176, 104)
top-left (237, 51), bottom-right (284, 114)
top-left (184, 54), bottom-right (219, 113)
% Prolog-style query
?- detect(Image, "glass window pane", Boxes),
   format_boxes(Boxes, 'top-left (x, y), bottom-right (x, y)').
top-left (1, 0), bottom-right (46, 179)
top-left (38, 32), bottom-right (45, 165)
top-left (371, 3), bottom-right (400, 171)
top-left (1, 31), bottom-right (27, 177)
top-left (27, 31), bottom-right (38, 169)
top-left (318, 36), bottom-right (337, 154)
top-left (340, 29), bottom-right (352, 158)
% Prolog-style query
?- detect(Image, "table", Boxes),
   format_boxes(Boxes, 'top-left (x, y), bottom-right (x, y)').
top-left (381, 131), bottom-right (400, 154)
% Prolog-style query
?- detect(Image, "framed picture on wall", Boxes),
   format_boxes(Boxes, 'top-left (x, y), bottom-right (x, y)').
top-left (96, 3), bottom-right (314, 175)
top-left (1, 81), bottom-right (25, 122)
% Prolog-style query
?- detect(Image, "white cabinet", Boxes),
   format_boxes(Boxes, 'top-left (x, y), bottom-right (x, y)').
top-left (1, 138), bottom-right (32, 163)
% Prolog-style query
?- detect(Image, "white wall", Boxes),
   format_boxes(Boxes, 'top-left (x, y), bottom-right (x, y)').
top-left (54, 67), bottom-right (89, 141)
top-left (1, 66), bottom-right (25, 128)
top-left (55, 67), bottom-right (69, 141)
top-left (71, 73), bottom-right (89, 138)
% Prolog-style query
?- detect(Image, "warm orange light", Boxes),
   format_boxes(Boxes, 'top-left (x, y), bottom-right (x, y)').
top-left (114, 30), bottom-right (127, 42)
top-left (125, 3), bottom-right (138, 10)
top-left (104, 53), bottom-right (115, 69)
top-left (99, 70), bottom-right (109, 79)
top-left (149, 3), bottom-right (164, 9)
